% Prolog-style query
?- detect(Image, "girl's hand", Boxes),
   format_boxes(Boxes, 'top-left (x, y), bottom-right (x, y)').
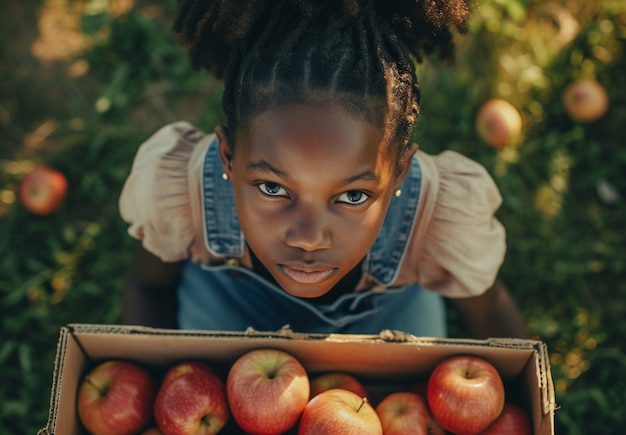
top-left (122, 244), bottom-right (183, 328)
top-left (449, 280), bottom-right (528, 339)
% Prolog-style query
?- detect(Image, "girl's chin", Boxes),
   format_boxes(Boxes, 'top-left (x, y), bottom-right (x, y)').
top-left (276, 276), bottom-right (337, 299)
top-left (281, 284), bottom-right (334, 299)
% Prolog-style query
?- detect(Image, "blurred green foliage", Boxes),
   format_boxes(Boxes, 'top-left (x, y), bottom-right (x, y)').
top-left (0, 0), bottom-right (625, 433)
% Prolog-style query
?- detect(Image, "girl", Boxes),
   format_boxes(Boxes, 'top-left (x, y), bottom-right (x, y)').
top-left (119, 0), bottom-right (527, 338)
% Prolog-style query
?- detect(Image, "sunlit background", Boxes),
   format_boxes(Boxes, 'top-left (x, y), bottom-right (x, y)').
top-left (1, 1), bottom-right (625, 433)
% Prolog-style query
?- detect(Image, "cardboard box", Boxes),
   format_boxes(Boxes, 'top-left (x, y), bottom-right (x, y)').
top-left (39, 324), bottom-right (556, 434)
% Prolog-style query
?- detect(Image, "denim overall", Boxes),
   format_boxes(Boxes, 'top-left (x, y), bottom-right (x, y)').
top-left (177, 137), bottom-right (447, 337)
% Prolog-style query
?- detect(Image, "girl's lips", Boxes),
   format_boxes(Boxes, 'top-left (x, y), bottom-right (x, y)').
top-left (281, 265), bottom-right (337, 284)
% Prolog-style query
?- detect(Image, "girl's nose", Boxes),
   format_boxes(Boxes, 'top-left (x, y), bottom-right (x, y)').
top-left (284, 206), bottom-right (332, 252)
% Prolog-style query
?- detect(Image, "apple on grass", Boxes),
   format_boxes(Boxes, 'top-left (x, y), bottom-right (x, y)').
top-left (427, 355), bottom-right (505, 435)
top-left (154, 361), bottom-right (229, 435)
top-left (375, 392), bottom-right (445, 435)
top-left (309, 372), bottom-right (368, 399)
top-left (18, 165), bottom-right (67, 215)
top-left (562, 79), bottom-right (609, 122)
top-left (227, 348), bottom-right (310, 435)
top-left (475, 99), bottom-right (523, 149)
top-left (298, 389), bottom-right (382, 435)
top-left (480, 403), bottom-right (532, 435)
top-left (77, 360), bottom-right (156, 435)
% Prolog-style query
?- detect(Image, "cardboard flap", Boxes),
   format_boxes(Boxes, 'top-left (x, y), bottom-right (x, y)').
top-left (65, 324), bottom-right (539, 379)
top-left (537, 342), bottom-right (557, 416)
top-left (38, 326), bottom-right (70, 435)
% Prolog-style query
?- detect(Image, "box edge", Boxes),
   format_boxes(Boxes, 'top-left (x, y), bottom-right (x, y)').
top-left (38, 326), bottom-right (71, 435)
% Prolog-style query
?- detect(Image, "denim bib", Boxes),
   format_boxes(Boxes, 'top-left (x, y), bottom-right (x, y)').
top-left (177, 137), bottom-right (446, 336)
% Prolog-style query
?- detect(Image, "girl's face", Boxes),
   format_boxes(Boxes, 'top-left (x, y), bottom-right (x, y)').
top-left (218, 104), bottom-right (415, 298)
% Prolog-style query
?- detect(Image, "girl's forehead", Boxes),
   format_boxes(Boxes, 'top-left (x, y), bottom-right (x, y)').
top-left (234, 105), bottom-right (392, 165)
top-left (244, 103), bottom-right (384, 142)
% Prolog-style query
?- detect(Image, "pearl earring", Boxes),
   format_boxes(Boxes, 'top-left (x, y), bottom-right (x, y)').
top-left (394, 189), bottom-right (402, 198)
top-left (222, 173), bottom-right (229, 181)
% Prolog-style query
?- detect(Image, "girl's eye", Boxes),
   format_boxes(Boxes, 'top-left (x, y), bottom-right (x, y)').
top-left (337, 190), bottom-right (369, 205)
top-left (258, 182), bottom-right (289, 197)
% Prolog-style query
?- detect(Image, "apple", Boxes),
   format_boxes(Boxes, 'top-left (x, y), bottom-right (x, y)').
top-left (77, 360), bottom-right (156, 435)
top-left (427, 355), bottom-right (505, 435)
top-left (475, 99), bottom-right (523, 149)
top-left (154, 361), bottom-right (229, 435)
top-left (480, 403), bottom-right (532, 435)
top-left (226, 348), bottom-right (310, 435)
top-left (562, 79), bottom-right (609, 122)
top-left (141, 428), bottom-right (165, 435)
top-left (18, 165), bottom-right (67, 215)
top-left (309, 372), bottom-right (368, 399)
top-left (375, 391), bottom-right (445, 435)
top-left (298, 389), bottom-right (382, 435)
top-left (409, 381), bottom-right (447, 435)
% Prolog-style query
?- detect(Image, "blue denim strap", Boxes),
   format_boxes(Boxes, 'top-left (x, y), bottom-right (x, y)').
top-left (364, 156), bottom-right (422, 286)
top-left (202, 136), bottom-right (245, 257)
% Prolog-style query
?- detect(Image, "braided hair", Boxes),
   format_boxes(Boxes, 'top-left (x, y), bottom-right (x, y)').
top-left (174, 0), bottom-right (470, 163)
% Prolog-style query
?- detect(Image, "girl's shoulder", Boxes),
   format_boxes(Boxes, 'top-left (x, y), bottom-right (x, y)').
top-left (415, 149), bottom-right (503, 225)
top-left (128, 121), bottom-right (210, 165)
top-left (398, 150), bottom-right (506, 298)
top-left (119, 122), bottom-right (217, 264)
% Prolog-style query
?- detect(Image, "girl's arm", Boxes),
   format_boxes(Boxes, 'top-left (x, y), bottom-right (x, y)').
top-left (449, 280), bottom-right (528, 339)
top-left (122, 244), bottom-right (183, 329)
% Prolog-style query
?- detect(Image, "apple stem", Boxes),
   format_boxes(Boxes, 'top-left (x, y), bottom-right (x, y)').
top-left (356, 397), bottom-right (368, 413)
top-left (202, 414), bottom-right (214, 428)
top-left (84, 376), bottom-right (107, 396)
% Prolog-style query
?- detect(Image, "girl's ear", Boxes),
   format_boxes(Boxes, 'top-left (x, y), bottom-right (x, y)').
top-left (215, 125), bottom-right (234, 180)
top-left (394, 142), bottom-right (419, 191)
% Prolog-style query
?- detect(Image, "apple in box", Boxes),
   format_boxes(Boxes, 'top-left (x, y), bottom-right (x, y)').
top-left (154, 361), bottom-right (229, 435)
top-left (481, 403), bottom-right (532, 435)
top-left (375, 391), bottom-right (445, 435)
top-left (77, 360), bottom-right (156, 435)
top-left (298, 389), bottom-right (382, 435)
top-left (427, 355), bottom-right (505, 435)
top-left (309, 372), bottom-right (368, 399)
top-left (227, 348), bottom-right (310, 435)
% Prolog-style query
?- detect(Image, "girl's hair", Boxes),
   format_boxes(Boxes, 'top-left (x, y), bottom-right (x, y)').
top-left (174, 0), bottom-right (470, 161)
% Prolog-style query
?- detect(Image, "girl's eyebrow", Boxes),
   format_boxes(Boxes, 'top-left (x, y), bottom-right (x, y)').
top-left (340, 170), bottom-right (380, 186)
top-left (246, 160), bottom-right (287, 177)
top-left (247, 160), bottom-right (379, 186)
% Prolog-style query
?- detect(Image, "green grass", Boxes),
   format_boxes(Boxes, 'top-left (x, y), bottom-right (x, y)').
top-left (1, 0), bottom-right (625, 433)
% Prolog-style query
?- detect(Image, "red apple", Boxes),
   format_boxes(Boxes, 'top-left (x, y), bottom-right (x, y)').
top-left (562, 79), bottom-right (609, 122)
top-left (298, 389), bottom-right (382, 435)
top-left (376, 391), bottom-right (445, 435)
top-left (77, 360), bottom-right (156, 435)
top-left (475, 99), bottom-right (523, 149)
top-left (409, 381), bottom-right (447, 435)
top-left (427, 355), bottom-right (505, 435)
top-left (480, 403), bottom-right (532, 435)
top-left (18, 166), bottom-right (67, 215)
top-left (309, 372), bottom-right (368, 399)
top-left (227, 348), bottom-right (310, 435)
top-left (141, 428), bottom-right (165, 435)
top-left (154, 361), bottom-right (229, 435)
